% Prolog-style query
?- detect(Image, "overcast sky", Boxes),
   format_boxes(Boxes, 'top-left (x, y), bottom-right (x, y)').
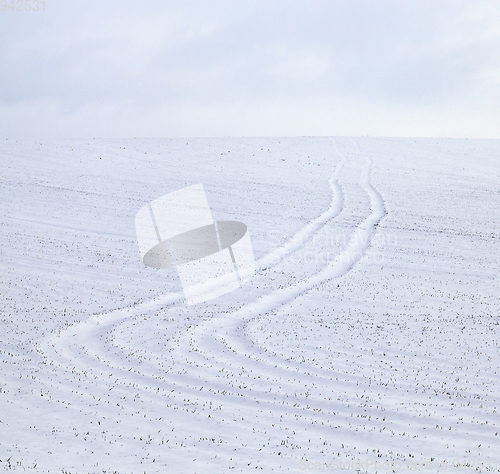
top-left (1, 0), bottom-right (500, 138)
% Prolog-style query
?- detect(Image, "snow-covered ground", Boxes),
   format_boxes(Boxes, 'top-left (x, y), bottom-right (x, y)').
top-left (0, 137), bottom-right (499, 473)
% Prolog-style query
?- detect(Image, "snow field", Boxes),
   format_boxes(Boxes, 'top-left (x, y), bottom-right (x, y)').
top-left (0, 137), bottom-right (499, 472)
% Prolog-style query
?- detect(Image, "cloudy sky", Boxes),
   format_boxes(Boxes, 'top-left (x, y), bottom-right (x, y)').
top-left (1, 0), bottom-right (500, 138)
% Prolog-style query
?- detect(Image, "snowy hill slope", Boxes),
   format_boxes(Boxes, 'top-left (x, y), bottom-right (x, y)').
top-left (0, 137), bottom-right (499, 472)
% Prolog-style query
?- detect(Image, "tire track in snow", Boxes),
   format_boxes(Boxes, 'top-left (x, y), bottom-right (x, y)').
top-left (256, 143), bottom-right (345, 271)
top-left (136, 155), bottom-right (389, 424)
top-left (38, 141), bottom-right (347, 354)
top-left (107, 152), bottom-right (392, 445)
top-left (38, 145), bottom-right (385, 394)
top-left (30, 143), bottom-right (397, 468)
top-left (176, 156), bottom-right (387, 378)
top-left (41, 151), bottom-right (385, 406)
top-left (33, 143), bottom-right (349, 412)
top-left (27, 143), bottom-right (358, 468)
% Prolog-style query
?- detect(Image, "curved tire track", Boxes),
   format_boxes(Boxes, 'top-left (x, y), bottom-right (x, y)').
top-left (32, 143), bottom-right (395, 469)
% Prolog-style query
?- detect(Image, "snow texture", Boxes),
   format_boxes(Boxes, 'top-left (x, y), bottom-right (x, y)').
top-left (0, 137), bottom-right (499, 473)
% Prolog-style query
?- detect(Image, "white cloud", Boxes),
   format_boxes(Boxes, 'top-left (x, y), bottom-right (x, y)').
top-left (1, 0), bottom-right (500, 138)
